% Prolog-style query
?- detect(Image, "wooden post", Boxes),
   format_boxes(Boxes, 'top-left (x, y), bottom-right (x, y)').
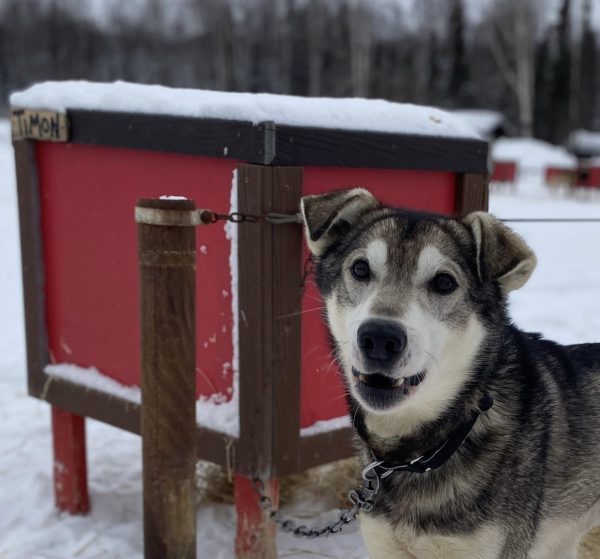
top-left (51, 406), bottom-right (90, 514)
top-left (234, 165), bottom-right (303, 558)
top-left (234, 475), bottom-right (280, 558)
top-left (455, 173), bottom-right (490, 217)
top-left (137, 198), bottom-right (197, 559)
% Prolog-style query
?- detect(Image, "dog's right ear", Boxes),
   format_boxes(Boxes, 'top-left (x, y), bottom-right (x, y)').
top-left (300, 188), bottom-right (378, 256)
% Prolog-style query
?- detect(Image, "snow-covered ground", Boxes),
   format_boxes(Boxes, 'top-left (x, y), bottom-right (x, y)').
top-left (2, 121), bottom-right (600, 558)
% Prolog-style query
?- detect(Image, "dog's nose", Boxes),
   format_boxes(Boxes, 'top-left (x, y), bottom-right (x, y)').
top-left (357, 320), bottom-right (407, 365)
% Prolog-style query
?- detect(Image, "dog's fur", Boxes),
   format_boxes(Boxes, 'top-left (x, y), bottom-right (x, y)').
top-left (301, 188), bottom-right (600, 559)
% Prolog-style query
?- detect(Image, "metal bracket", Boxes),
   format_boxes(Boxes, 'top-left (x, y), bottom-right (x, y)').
top-left (134, 206), bottom-right (202, 227)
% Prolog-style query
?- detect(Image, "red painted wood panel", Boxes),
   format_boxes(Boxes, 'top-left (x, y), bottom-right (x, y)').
top-left (38, 142), bottom-right (236, 398)
top-left (578, 166), bottom-right (600, 188)
top-left (299, 168), bottom-right (456, 427)
top-left (38, 143), bottom-right (457, 430)
top-left (590, 168), bottom-right (600, 187)
top-left (491, 161), bottom-right (516, 183)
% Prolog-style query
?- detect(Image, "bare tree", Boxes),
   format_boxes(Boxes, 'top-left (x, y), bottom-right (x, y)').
top-left (306, 0), bottom-right (326, 96)
top-left (486, 0), bottom-right (539, 136)
top-left (346, 1), bottom-right (373, 97)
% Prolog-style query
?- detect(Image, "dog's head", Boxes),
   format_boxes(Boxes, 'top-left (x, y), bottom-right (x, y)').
top-left (301, 188), bottom-right (536, 429)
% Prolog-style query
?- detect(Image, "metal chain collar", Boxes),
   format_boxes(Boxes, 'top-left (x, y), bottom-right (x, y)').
top-left (254, 464), bottom-right (380, 539)
top-left (253, 395), bottom-right (493, 539)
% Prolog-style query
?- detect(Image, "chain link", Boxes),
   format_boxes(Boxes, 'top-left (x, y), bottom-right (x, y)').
top-left (253, 465), bottom-right (380, 539)
top-left (198, 209), bottom-right (302, 225)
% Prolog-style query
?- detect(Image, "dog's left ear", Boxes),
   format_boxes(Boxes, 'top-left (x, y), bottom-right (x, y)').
top-left (463, 211), bottom-right (536, 291)
top-left (300, 188), bottom-right (378, 256)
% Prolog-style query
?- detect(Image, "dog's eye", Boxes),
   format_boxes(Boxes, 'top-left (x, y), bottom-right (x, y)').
top-left (430, 272), bottom-right (457, 294)
top-left (351, 259), bottom-right (371, 281)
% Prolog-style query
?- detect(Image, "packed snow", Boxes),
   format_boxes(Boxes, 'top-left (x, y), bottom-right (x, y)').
top-left (492, 137), bottom-right (577, 170)
top-left (11, 81), bottom-right (480, 139)
top-left (569, 129), bottom-right (600, 157)
top-left (2, 118), bottom-right (600, 557)
top-left (453, 109), bottom-right (504, 140)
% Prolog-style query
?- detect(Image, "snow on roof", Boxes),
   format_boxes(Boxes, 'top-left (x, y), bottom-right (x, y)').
top-left (10, 80), bottom-right (480, 140)
top-left (453, 109), bottom-right (504, 139)
top-left (582, 156), bottom-right (600, 168)
top-left (492, 137), bottom-right (577, 170)
top-left (568, 129), bottom-right (600, 156)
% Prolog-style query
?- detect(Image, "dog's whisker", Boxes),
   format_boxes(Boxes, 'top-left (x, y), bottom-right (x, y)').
top-left (277, 306), bottom-right (326, 319)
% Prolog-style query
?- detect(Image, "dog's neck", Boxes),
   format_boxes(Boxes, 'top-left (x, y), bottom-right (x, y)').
top-left (353, 391), bottom-right (485, 465)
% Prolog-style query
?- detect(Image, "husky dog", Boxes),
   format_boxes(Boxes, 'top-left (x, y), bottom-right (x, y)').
top-left (300, 188), bottom-right (600, 559)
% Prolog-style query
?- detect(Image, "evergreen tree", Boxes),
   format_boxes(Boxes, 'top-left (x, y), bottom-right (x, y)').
top-left (427, 30), bottom-right (442, 106)
top-left (552, 0), bottom-right (572, 142)
top-left (534, 31), bottom-right (554, 141)
top-left (447, 0), bottom-right (469, 106)
top-left (578, 0), bottom-right (597, 129)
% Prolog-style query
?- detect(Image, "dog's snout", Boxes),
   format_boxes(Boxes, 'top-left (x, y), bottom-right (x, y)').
top-left (357, 320), bottom-right (407, 365)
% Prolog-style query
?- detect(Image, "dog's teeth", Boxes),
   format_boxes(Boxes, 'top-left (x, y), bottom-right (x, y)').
top-left (359, 374), bottom-right (367, 383)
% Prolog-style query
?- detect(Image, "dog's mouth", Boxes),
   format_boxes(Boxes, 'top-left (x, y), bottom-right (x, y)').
top-left (352, 368), bottom-right (425, 409)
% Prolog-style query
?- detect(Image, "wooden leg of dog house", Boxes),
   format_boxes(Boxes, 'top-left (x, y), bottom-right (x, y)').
top-left (234, 475), bottom-right (279, 559)
top-left (51, 405), bottom-right (90, 514)
top-left (138, 199), bottom-right (197, 559)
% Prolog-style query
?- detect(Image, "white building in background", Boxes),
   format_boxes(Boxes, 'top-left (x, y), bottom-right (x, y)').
top-left (567, 129), bottom-right (600, 159)
top-left (453, 109), bottom-right (507, 141)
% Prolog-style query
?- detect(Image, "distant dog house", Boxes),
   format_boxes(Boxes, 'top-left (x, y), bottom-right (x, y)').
top-left (568, 129), bottom-right (600, 159)
top-left (577, 158), bottom-right (600, 188)
top-left (491, 161), bottom-right (517, 183)
top-left (545, 166), bottom-right (577, 188)
top-left (11, 81), bottom-right (489, 559)
top-left (491, 137), bottom-right (577, 188)
top-left (453, 109), bottom-right (507, 141)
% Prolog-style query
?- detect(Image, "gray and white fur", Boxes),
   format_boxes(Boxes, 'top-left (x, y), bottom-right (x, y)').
top-left (300, 188), bottom-right (600, 559)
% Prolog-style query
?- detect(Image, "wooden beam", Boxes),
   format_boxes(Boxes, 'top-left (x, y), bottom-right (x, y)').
top-left (236, 164), bottom-right (275, 478)
top-left (48, 109), bottom-right (489, 173)
top-left (13, 139), bottom-right (48, 398)
top-left (270, 167), bottom-right (303, 477)
top-left (68, 110), bottom-right (272, 164)
top-left (272, 125), bottom-right (489, 173)
top-left (299, 428), bottom-right (356, 471)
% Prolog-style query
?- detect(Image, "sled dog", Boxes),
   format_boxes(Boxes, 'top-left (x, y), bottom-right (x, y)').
top-left (301, 188), bottom-right (600, 559)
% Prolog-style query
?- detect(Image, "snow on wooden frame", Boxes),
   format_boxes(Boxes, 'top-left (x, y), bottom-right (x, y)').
top-left (10, 80), bottom-right (480, 139)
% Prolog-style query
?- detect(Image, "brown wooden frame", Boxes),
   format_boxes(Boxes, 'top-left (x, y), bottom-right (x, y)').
top-left (31, 109), bottom-right (491, 173)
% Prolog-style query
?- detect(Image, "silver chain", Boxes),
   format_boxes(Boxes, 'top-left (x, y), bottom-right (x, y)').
top-left (254, 462), bottom-right (381, 538)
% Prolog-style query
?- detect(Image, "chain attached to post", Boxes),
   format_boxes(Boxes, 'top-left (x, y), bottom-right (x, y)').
top-left (198, 209), bottom-right (303, 225)
top-left (253, 464), bottom-right (380, 539)
top-left (135, 206), bottom-right (302, 227)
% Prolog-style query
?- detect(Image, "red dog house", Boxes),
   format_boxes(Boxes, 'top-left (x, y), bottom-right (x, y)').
top-left (491, 160), bottom-right (517, 183)
top-left (11, 81), bottom-right (489, 558)
top-left (577, 158), bottom-right (600, 188)
top-left (545, 166), bottom-right (577, 188)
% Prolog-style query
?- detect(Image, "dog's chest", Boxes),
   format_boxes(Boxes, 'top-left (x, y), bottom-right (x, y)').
top-left (395, 524), bottom-right (504, 559)
top-left (361, 515), bottom-right (504, 559)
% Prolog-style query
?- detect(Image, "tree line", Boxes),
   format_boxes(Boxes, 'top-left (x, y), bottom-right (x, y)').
top-left (1, 0), bottom-right (597, 144)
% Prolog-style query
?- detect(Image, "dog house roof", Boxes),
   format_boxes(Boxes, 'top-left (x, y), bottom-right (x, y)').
top-left (492, 138), bottom-right (577, 170)
top-left (10, 81), bottom-right (488, 172)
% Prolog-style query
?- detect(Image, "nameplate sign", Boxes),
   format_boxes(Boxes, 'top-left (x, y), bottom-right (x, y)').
top-left (11, 109), bottom-right (69, 142)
